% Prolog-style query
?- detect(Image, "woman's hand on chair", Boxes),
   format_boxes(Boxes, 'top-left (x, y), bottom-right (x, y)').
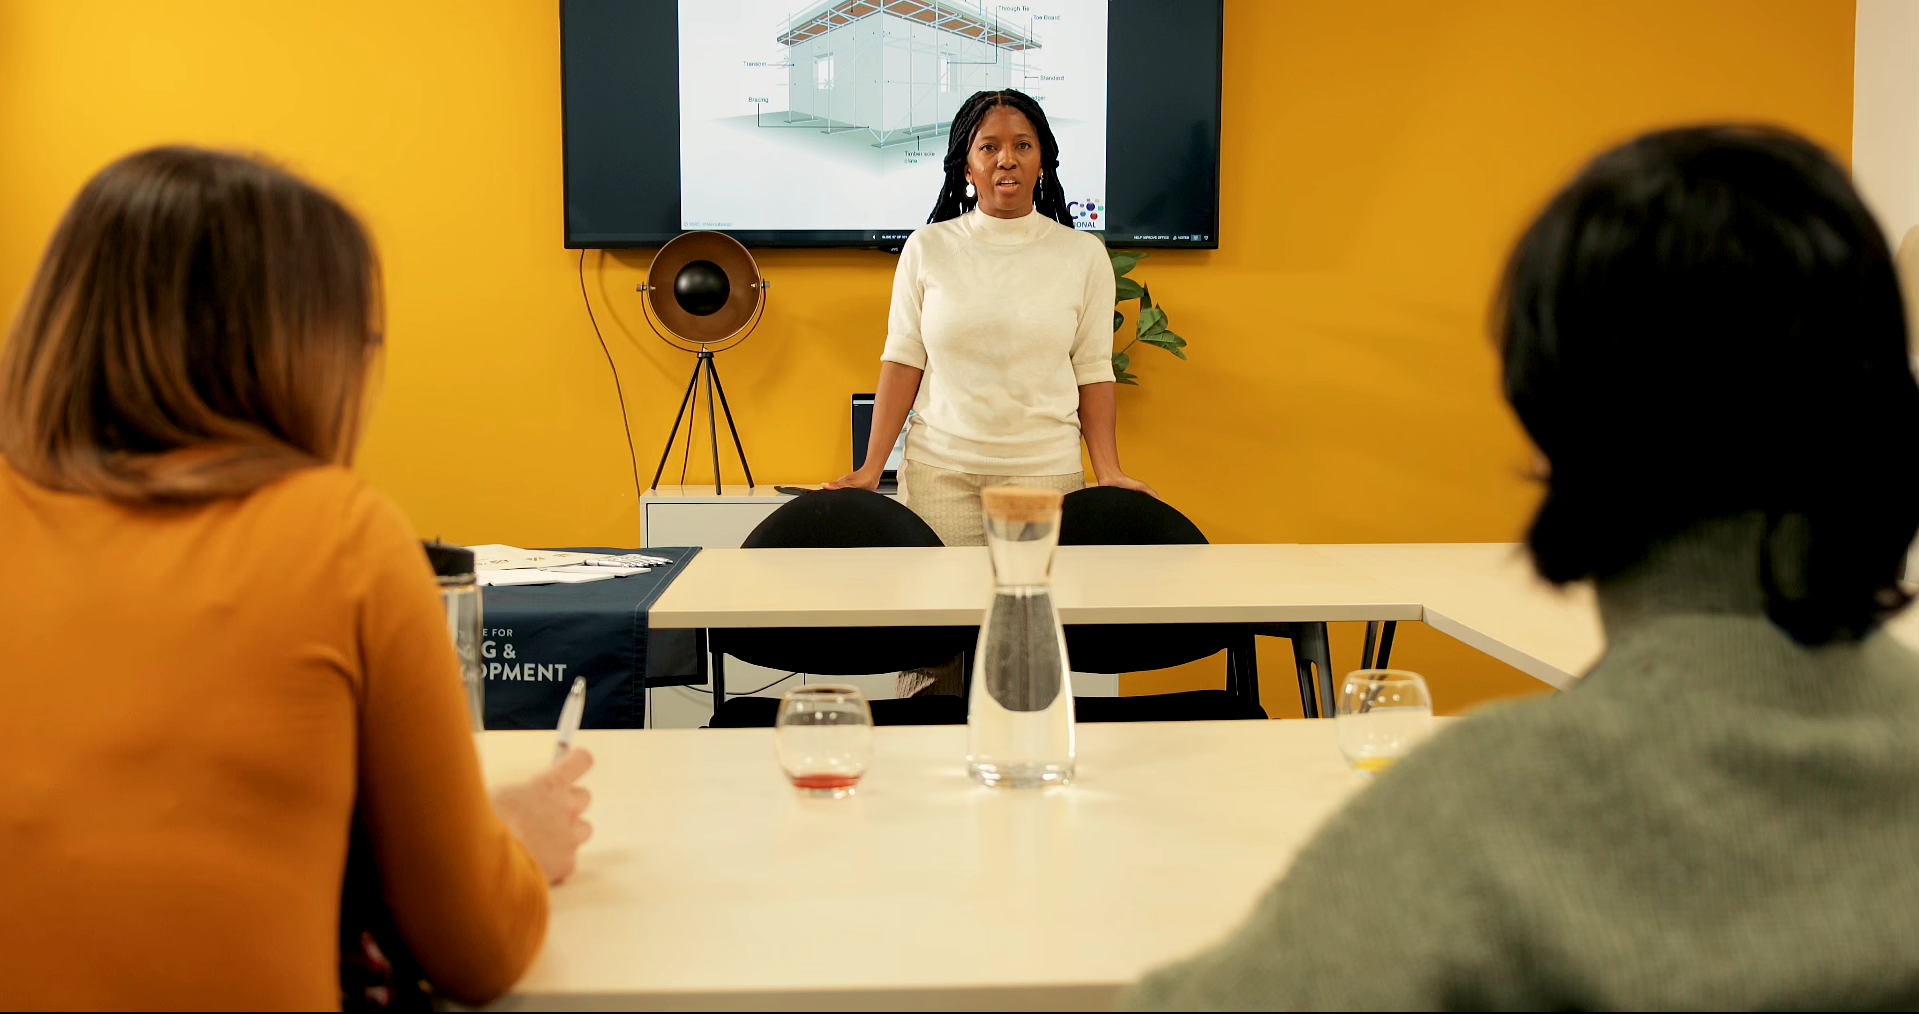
top-left (823, 467), bottom-right (882, 492)
top-left (1097, 472), bottom-right (1160, 499)
top-left (494, 746), bottom-right (595, 885)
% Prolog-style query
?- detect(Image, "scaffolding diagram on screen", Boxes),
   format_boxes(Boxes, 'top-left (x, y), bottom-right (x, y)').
top-left (777, 0), bottom-right (1040, 150)
top-left (677, 0), bottom-right (1108, 234)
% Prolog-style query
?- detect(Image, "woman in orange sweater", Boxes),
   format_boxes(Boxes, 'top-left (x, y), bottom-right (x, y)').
top-left (0, 147), bottom-right (589, 1009)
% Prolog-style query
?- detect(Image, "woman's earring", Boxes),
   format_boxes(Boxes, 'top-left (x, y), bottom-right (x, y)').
top-left (964, 182), bottom-right (975, 199)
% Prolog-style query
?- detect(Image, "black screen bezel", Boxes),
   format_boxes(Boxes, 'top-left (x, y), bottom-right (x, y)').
top-left (559, 0), bottom-right (1224, 251)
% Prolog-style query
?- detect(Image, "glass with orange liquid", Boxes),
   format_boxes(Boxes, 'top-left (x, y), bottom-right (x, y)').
top-left (775, 684), bottom-right (873, 797)
top-left (1336, 670), bottom-right (1434, 777)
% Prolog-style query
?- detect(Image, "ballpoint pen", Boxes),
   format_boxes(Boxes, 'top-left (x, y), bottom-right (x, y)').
top-left (554, 676), bottom-right (587, 764)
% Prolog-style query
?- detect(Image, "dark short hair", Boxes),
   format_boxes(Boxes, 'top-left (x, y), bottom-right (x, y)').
top-left (1497, 125), bottom-right (1919, 644)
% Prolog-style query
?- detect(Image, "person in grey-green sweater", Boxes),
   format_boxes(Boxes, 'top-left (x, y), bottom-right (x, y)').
top-left (1127, 125), bottom-right (1919, 1011)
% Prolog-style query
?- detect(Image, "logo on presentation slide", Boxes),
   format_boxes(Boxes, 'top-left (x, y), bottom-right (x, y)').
top-left (1068, 198), bottom-right (1103, 230)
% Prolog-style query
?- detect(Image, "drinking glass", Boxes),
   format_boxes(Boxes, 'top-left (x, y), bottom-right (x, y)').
top-left (775, 684), bottom-right (874, 797)
top-left (1336, 669), bottom-right (1434, 777)
top-left (425, 542), bottom-right (485, 732)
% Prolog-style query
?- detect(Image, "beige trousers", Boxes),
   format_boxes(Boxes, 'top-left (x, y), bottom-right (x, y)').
top-left (897, 459), bottom-right (1084, 697)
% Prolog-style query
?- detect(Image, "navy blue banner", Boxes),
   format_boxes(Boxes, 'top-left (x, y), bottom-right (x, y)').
top-left (479, 547), bottom-right (701, 730)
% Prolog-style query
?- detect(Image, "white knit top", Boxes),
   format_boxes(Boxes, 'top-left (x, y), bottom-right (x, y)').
top-left (880, 208), bottom-right (1116, 475)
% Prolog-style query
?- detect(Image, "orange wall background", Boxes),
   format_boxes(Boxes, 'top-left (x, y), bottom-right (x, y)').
top-left (0, 0), bottom-right (1856, 714)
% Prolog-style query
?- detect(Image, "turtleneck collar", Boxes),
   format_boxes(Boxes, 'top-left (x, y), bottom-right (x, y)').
top-left (1594, 513), bottom-right (1774, 640)
top-left (965, 206), bottom-right (1051, 246)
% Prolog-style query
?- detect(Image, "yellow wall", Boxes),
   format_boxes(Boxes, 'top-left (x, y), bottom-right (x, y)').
top-left (0, 0), bottom-right (1855, 714)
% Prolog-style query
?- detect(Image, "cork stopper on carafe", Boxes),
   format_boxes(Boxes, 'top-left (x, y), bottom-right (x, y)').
top-left (980, 486), bottom-right (1063, 522)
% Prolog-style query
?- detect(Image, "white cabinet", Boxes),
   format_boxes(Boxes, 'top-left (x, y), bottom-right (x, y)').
top-left (642, 485), bottom-right (807, 551)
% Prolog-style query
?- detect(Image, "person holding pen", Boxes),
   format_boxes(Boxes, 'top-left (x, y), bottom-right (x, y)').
top-left (0, 147), bottom-right (591, 1008)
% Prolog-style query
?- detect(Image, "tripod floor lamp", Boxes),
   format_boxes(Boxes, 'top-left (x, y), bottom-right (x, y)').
top-left (637, 231), bottom-right (767, 493)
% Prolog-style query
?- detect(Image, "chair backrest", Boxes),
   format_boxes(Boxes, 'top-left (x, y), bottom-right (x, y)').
top-left (1056, 487), bottom-right (1224, 674)
top-left (743, 489), bottom-right (942, 549)
top-left (719, 489), bottom-right (970, 677)
top-left (1059, 486), bottom-right (1208, 546)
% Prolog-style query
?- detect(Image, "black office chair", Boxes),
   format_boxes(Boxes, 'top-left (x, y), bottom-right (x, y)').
top-left (1056, 486), bottom-right (1332, 719)
top-left (707, 490), bottom-right (973, 728)
top-left (709, 693), bottom-right (968, 727)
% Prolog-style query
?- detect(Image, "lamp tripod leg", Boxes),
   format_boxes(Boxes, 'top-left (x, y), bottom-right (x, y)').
top-left (702, 351), bottom-right (722, 495)
top-left (706, 357), bottom-right (755, 489)
top-left (649, 358), bottom-right (704, 490)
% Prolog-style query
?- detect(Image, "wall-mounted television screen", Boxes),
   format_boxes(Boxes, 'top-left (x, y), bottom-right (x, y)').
top-left (561, 0), bottom-right (1225, 250)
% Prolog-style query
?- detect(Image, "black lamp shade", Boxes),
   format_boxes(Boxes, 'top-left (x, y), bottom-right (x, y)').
top-left (645, 231), bottom-right (762, 345)
top-left (674, 260), bottom-right (730, 316)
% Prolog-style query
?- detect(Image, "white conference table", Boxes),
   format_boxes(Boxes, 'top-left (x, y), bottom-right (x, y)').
top-left (1308, 543), bottom-right (1602, 689)
top-left (652, 540), bottom-right (1919, 689)
top-left (487, 720), bottom-right (1370, 1011)
top-left (649, 542), bottom-right (1598, 689)
top-left (648, 543), bottom-right (1425, 628)
top-left (501, 542), bottom-right (1919, 1008)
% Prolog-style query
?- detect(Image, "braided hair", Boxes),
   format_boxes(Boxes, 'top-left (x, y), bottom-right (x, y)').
top-left (927, 89), bottom-right (1073, 227)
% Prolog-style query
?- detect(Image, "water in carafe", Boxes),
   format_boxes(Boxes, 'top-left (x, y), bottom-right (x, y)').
top-left (967, 486), bottom-right (1074, 788)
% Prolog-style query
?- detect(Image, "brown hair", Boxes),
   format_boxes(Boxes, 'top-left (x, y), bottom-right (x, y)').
top-left (0, 146), bottom-right (381, 504)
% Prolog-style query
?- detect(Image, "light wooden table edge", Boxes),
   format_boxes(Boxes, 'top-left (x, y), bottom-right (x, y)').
top-left (645, 545), bottom-right (1590, 689)
top-left (490, 982), bottom-right (1119, 1012)
top-left (1420, 605), bottom-right (1580, 690)
top-left (646, 602), bottom-right (1426, 629)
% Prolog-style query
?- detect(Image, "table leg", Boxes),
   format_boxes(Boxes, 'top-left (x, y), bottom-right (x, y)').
top-left (1298, 623), bottom-right (1334, 719)
top-left (1360, 620), bottom-right (1399, 671)
top-left (1226, 632), bottom-right (1259, 704)
top-left (1288, 627), bottom-right (1318, 718)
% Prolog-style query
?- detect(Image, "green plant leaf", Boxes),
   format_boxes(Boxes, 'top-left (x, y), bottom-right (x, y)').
top-left (1140, 331), bottom-right (1188, 360)
top-left (1104, 253), bottom-right (1182, 378)
top-left (1140, 329), bottom-right (1187, 348)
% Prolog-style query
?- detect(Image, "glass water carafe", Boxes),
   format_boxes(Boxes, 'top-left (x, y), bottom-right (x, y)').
top-left (967, 486), bottom-right (1075, 787)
